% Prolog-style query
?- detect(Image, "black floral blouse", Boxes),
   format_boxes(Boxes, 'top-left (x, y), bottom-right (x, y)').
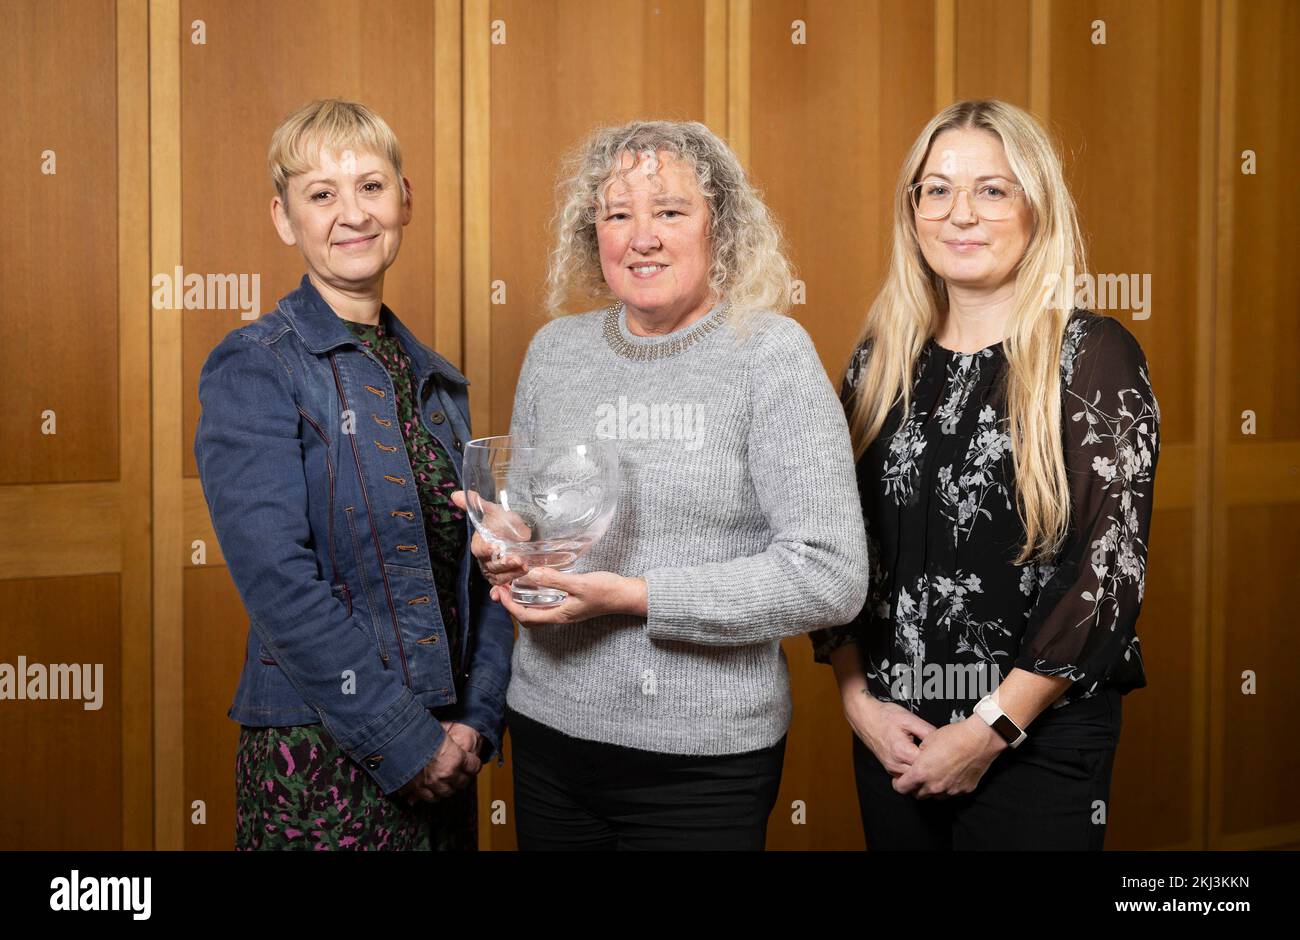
top-left (811, 310), bottom-right (1159, 729)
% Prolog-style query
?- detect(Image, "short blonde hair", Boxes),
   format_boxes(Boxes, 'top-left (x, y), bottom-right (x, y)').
top-left (267, 98), bottom-right (409, 204)
top-left (545, 120), bottom-right (792, 322)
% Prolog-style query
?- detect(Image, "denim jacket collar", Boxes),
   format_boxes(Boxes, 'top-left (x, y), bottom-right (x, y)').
top-left (277, 273), bottom-right (469, 388)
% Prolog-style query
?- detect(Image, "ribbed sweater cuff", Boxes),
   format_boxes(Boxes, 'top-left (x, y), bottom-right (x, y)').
top-left (644, 566), bottom-right (744, 644)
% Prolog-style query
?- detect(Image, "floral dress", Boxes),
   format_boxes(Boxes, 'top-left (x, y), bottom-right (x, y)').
top-left (811, 310), bottom-right (1159, 732)
top-left (234, 316), bottom-right (475, 851)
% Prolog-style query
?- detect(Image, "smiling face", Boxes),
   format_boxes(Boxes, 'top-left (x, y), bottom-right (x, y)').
top-left (595, 148), bottom-right (714, 326)
top-left (271, 146), bottom-right (411, 293)
top-left (913, 128), bottom-right (1032, 294)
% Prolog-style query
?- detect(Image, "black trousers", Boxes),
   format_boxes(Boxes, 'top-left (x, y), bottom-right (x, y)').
top-left (507, 706), bottom-right (787, 850)
top-left (852, 688), bottom-right (1123, 850)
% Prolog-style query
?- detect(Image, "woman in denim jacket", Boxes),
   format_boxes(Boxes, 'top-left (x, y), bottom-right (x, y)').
top-left (194, 99), bottom-right (513, 850)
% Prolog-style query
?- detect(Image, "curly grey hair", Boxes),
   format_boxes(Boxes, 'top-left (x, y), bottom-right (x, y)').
top-left (544, 120), bottom-right (793, 322)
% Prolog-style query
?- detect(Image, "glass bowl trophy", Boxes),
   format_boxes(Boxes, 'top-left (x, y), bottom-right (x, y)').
top-left (463, 436), bottom-right (620, 607)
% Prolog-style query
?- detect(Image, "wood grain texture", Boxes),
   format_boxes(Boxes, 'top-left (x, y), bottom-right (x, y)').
top-left (182, 567), bottom-right (247, 850)
top-left (1219, 504), bottom-right (1300, 837)
top-left (1225, 0), bottom-right (1300, 443)
top-left (0, 0), bottom-right (119, 485)
top-left (0, 576), bottom-right (123, 849)
top-left (1211, 0), bottom-right (1300, 849)
top-left (954, 0), bottom-right (1031, 107)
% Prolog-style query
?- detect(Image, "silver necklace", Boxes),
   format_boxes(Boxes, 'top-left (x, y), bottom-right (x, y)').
top-left (601, 301), bottom-right (731, 361)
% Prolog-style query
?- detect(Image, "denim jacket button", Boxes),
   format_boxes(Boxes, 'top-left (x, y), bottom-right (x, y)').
top-left (363, 754), bottom-right (383, 770)
top-left (428, 411), bottom-right (445, 425)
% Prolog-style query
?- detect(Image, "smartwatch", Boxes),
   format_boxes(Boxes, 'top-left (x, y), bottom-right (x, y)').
top-left (974, 693), bottom-right (1027, 748)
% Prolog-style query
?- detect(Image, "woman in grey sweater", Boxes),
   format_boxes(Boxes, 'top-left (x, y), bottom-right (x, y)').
top-left (455, 120), bottom-right (868, 850)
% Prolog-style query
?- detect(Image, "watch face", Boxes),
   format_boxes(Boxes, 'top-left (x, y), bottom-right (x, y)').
top-left (992, 714), bottom-right (1021, 744)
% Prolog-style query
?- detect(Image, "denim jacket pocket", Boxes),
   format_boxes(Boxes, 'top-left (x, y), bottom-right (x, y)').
top-left (330, 581), bottom-right (353, 617)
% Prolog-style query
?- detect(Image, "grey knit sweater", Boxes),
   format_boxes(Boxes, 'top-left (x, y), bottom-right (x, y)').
top-left (504, 301), bottom-right (869, 755)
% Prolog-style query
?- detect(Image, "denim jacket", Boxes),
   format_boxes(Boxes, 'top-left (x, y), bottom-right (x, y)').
top-left (194, 274), bottom-right (513, 794)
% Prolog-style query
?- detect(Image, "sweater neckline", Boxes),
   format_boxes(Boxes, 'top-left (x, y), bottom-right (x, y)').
top-left (603, 301), bottom-right (731, 361)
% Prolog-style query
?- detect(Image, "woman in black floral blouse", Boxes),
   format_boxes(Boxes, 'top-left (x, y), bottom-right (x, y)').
top-left (812, 99), bottom-right (1159, 850)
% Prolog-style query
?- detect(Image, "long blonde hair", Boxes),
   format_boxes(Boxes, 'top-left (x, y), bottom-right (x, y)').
top-left (847, 99), bottom-right (1086, 563)
top-left (544, 120), bottom-right (792, 322)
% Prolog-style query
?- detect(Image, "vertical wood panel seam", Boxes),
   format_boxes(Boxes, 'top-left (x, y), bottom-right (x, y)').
top-left (1208, 0), bottom-right (1236, 850)
top-left (461, 0), bottom-right (492, 844)
top-left (1029, 0), bottom-right (1050, 122)
top-left (463, 0), bottom-right (490, 439)
top-left (704, 0), bottom-right (727, 133)
top-left (149, 0), bottom-right (183, 851)
top-left (726, 0), bottom-right (749, 164)
top-left (1189, 0), bottom-right (1221, 851)
top-left (435, 0), bottom-right (463, 370)
top-left (935, 0), bottom-right (955, 111)
top-left (117, 0), bottom-right (153, 851)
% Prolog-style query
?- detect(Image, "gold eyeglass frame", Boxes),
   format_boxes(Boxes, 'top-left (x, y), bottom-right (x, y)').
top-left (907, 178), bottom-right (1027, 221)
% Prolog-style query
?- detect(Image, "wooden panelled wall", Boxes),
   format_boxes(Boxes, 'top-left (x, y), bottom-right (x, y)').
top-left (0, 0), bottom-right (1295, 851)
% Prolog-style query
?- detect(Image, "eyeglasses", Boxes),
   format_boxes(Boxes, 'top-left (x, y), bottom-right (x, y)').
top-left (908, 178), bottom-right (1026, 221)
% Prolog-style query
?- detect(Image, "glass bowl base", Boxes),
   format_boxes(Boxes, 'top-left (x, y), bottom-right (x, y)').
top-left (511, 582), bottom-right (567, 607)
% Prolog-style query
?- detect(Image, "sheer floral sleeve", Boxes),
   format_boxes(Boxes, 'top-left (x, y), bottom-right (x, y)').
top-left (810, 342), bottom-right (874, 664)
top-left (1014, 316), bottom-right (1160, 695)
